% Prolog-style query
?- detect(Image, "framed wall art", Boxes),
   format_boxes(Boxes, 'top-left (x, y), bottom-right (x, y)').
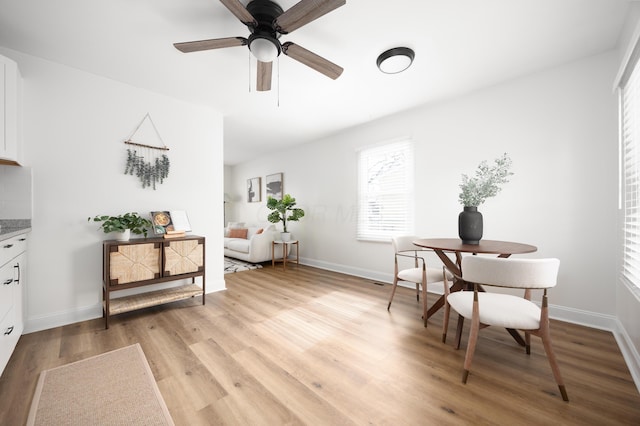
top-left (265, 172), bottom-right (283, 200)
top-left (247, 177), bottom-right (261, 202)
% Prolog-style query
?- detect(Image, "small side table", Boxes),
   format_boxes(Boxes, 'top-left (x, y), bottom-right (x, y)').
top-left (272, 240), bottom-right (299, 270)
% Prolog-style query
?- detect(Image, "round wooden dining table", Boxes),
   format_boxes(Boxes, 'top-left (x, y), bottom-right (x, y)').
top-left (412, 238), bottom-right (537, 278)
top-left (412, 238), bottom-right (537, 346)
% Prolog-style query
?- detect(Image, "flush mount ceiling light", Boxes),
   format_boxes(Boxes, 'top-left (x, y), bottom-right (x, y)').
top-left (376, 47), bottom-right (415, 74)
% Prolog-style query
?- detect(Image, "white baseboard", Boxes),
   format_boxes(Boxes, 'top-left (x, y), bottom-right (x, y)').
top-left (301, 257), bottom-right (393, 284)
top-left (24, 304), bottom-right (102, 334)
top-left (613, 318), bottom-right (640, 394)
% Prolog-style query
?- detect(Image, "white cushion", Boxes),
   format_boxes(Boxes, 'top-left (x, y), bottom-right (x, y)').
top-left (447, 291), bottom-right (541, 330)
top-left (226, 239), bottom-right (250, 253)
top-left (398, 267), bottom-right (451, 284)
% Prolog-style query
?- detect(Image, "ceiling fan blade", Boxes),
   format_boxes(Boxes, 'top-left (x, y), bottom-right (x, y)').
top-left (173, 37), bottom-right (247, 53)
top-left (275, 0), bottom-right (345, 34)
top-left (219, 0), bottom-right (257, 26)
top-left (282, 42), bottom-right (343, 80)
top-left (257, 61), bottom-right (273, 91)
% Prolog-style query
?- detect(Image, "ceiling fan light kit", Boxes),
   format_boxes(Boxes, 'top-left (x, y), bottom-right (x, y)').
top-left (249, 36), bottom-right (280, 62)
top-left (377, 47), bottom-right (415, 74)
top-left (174, 0), bottom-right (345, 91)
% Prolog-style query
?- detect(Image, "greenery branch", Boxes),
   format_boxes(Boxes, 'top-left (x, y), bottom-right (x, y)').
top-left (458, 153), bottom-right (514, 207)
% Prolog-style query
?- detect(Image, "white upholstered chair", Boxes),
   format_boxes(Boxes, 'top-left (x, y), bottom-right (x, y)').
top-left (444, 256), bottom-right (568, 401)
top-left (388, 236), bottom-right (453, 327)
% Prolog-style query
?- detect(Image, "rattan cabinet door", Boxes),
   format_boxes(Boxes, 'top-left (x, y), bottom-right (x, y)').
top-left (109, 243), bottom-right (161, 285)
top-left (163, 239), bottom-right (204, 276)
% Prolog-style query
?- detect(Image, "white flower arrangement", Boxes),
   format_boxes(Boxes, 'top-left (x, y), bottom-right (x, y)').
top-left (459, 153), bottom-right (513, 207)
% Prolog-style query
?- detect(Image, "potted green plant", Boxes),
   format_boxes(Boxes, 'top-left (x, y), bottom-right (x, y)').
top-left (458, 153), bottom-right (513, 244)
top-left (88, 212), bottom-right (153, 241)
top-left (267, 194), bottom-right (305, 241)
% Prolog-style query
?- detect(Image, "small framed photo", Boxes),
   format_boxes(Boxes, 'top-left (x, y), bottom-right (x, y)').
top-left (247, 177), bottom-right (261, 202)
top-left (151, 211), bottom-right (173, 235)
top-left (266, 173), bottom-right (283, 200)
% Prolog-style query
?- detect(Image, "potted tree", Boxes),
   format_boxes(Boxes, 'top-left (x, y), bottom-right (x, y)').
top-left (88, 212), bottom-right (152, 241)
top-left (266, 194), bottom-right (305, 241)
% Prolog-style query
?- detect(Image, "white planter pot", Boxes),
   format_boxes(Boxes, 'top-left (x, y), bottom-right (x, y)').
top-left (280, 232), bottom-right (291, 242)
top-left (114, 229), bottom-right (131, 241)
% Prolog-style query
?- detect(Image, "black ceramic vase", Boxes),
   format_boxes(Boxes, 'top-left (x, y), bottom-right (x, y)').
top-left (458, 206), bottom-right (483, 245)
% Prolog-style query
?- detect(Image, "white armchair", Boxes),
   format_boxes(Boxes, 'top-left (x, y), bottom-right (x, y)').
top-left (444, 256), bottom-right (568, 401)
top-left (224, 222), bottom-right (279, 263)
top-left (388, 235), bottom-right (453, 327)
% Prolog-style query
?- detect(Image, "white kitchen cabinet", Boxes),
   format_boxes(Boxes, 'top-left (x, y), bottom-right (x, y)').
top-left (0, 233), bottom-right (27, 377)
top-left (0, 54), bottom-right (22, 165)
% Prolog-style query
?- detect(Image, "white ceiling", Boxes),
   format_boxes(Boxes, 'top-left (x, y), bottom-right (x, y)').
top-left (0, 0), bottom-right (633, 165)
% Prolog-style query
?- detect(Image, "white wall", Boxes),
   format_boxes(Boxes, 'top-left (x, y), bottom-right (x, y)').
top-left (230, 50), bottom-right (619, 325)
top-left (0, 165), bottom-right (31, 219)
top-left (0, 48), bottom-right (225, 333)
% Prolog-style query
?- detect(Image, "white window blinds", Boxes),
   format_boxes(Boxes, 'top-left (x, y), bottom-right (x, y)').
top-left (357, 139), bottom-right (414, 241)
top-left (621, 50), bottom-right (640, 290)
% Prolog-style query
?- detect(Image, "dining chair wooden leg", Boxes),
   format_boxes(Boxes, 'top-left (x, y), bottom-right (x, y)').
top-left (538, 291), bottom-right (569, 401)
top-left (442, 299), bottom-right (450, 343)
top-left (387, 278), bottom-right (399, 310)
top-left (462, 297), bottom-right (481, 384)
top-left (416, 283), bottom-right (420, 302)
top-left (525, 331), bottom-right (531, 355)
top-left (421, 283), bottom-right (428, 328)
top-left (455, 315), bottom-right (465, 350)
top-left (540, 331), bottom-right (569, 401)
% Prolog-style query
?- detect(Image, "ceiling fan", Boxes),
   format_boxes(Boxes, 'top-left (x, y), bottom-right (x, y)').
top-left (174, 0), bottom-right (345, 91)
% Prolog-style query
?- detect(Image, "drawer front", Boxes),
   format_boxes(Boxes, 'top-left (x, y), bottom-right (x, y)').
top-left (0, 262), bottom-right (14, 326)
top-left (0, 234), bottom-right (27, 267)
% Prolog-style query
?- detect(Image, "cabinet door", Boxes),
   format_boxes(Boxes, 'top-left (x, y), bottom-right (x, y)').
top-left (0, 55), bottom-right (19, 162)
top-left (0, 60), bottom-right (5, 158)
top-left (163, 239), bottom-right (204, 276)
top-left (109, 242), bottom-right (161, 285)
top-left (12, 252), bottom-right (25, 333)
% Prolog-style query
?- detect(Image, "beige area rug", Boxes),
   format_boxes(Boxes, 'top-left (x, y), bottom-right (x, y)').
top-left (27, 343), bottom-right (174, 426)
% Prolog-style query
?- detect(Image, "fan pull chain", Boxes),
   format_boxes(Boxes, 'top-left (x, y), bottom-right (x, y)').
top-left (277, 55), bottom-right (280, 107)
top-left (248, 51), bottom-right (252, 93)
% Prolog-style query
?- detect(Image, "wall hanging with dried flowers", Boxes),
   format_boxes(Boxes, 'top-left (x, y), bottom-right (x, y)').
top-left (123, 113), bottom-right (170, 190)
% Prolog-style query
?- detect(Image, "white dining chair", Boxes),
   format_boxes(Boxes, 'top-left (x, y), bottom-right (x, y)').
top-left (388, 236), bottom-right (452, 327)
top-left (444, 255), bottom-right (568, 401)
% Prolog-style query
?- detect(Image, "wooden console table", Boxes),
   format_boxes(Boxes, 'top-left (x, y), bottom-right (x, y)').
top-left (102, 235), bottom-right (205, 328)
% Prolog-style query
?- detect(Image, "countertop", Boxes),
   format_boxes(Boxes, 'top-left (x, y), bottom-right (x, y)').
top-left (0, 219), bottom-right (31, 242)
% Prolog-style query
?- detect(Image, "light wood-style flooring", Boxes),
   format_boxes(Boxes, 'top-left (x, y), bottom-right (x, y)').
top-left (1, 264), bottom-right (639, 425)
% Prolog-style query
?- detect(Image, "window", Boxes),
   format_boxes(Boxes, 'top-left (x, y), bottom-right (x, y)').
top-left (620, 40), bottom-right (640, 290)
top-left (357, 139), bottom-right (414, 241)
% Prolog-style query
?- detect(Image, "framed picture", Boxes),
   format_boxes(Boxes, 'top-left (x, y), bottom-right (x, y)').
top-left (266, 172), bottom-right (283, 200)
top-left (247, 177), bottom-right (261, 202)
